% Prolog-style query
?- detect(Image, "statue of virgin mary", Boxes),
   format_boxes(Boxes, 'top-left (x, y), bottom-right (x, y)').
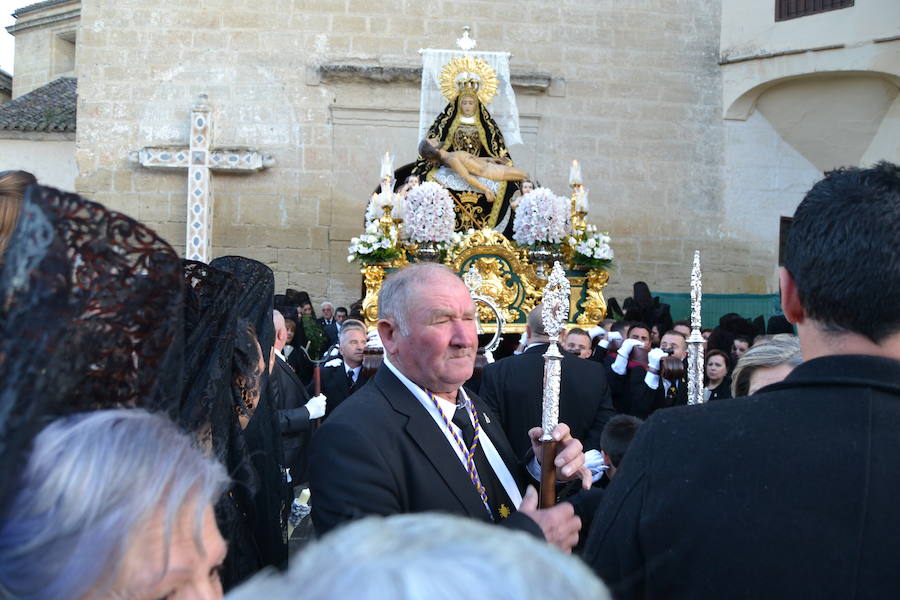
top-left (408, 49), bottom-right (524, 236)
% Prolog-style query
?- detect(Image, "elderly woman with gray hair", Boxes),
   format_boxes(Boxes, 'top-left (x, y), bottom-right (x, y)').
top-left (731, 334), bottom-right (803, 397)
top-left (0, 410), bottom-right (229, 600)
top-left (229, 513), bottom-right (609, 600)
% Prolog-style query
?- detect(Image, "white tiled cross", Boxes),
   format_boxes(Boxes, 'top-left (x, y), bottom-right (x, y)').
top-left (129, 94), bottom-right (274, 262)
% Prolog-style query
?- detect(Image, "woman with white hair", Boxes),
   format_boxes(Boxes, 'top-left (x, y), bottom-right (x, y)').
top-left (0, 410), bottom-right (229, 599)
top-left (228, 513), bottom-right (610, 600)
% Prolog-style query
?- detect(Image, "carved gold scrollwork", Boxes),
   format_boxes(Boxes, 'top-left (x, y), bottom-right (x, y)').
top-left (449, 229), bottom-right (544, 332)
top-left (361, 265), bottom-right (385, 330)
top-left (575, 268), bottom-right (609, 326)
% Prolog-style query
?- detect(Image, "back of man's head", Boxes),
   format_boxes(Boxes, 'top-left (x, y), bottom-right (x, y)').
top-left (601, 415), bottom-right (644, 473)
top-left (785, 162), bottom-right (900, 343)
top-left (527, 305), bottom-right (548, 339)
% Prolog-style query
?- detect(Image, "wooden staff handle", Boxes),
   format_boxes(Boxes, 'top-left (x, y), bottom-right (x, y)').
top-left (312, 365), bottom-right (322, 429)
top-left (540, 440), bottom-right (558, 508)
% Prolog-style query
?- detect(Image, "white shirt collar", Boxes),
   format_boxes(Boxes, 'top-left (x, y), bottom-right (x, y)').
top-left (274, 347), bottom-right (286, 361)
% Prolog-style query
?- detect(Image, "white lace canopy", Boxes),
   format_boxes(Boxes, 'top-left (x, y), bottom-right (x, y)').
top-left (418, 48), bottom-right (523, 147)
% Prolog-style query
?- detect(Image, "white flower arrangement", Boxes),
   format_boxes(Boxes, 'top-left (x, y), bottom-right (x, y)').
top-left (567, 224), bottom-right (614, 269)
top-left (403, 181), bottom-right (455, 244)
top-left (347, 220), bottom-right (401, 264)
top-left (512, 187), bottom-right (571, 247)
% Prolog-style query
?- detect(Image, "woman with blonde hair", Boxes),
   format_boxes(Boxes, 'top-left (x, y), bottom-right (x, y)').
top-left (0, 170), bottom-right (37, 262)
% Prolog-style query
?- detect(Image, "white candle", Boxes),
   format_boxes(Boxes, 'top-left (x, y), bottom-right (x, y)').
top-left (569, 159), bottom-right (582, 186)
top-left (575, 189), bottom-right (590, 213)
top-left (380, 152), bottom-right (394, 180)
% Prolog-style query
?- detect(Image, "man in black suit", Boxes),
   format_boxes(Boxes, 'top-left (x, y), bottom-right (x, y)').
top-left (318, 302), bottom-right (339, 348)
top-left (480, 308), bottom-right (615, 460)
top-left (309, 318), bottom-right (370, 419)
top-left (584, 162), bottom-right (900, 598)
top-left (271, 310), bottom-right (326, 485)
top-left (310, 263), bottom-right (592, 551)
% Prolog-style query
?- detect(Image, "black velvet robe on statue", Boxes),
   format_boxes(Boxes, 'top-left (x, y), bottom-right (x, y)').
top-left (409, 94), bottom-right (519, 237)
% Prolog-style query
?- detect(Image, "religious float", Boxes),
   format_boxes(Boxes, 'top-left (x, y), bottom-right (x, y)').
top-left (348, 30), bottom-right (615, 338)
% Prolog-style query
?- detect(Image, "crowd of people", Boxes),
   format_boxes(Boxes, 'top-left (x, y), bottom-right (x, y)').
top-left (0, 160), bottom-right (897, 599)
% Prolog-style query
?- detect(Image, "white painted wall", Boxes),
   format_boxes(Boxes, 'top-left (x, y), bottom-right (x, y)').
top-left (721, 0), bottom-right (900, 58)
top-left (0, 137), bottom-right (76, 191)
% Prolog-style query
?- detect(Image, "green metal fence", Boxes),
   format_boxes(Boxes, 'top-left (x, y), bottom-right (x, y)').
top-left (651, 292), bottom-right (784, 328)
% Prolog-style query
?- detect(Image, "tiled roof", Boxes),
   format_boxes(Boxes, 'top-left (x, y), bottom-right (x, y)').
top-left (0, 77), bottom-right (76, 132)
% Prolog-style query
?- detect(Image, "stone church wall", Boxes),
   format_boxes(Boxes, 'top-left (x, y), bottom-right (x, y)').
top-left (75, 0), bottom-right (735, 309)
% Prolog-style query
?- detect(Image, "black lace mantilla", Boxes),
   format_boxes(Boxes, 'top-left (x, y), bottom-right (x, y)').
top-left (0, 184), bottom-right (183, 515)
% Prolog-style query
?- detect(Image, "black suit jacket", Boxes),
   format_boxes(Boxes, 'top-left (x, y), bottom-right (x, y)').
top-left (318, 318), bottom-right (339, 347)
top-left (584, 355), bottom-right (900, 599)
top-left (270, 355), bottom-right (312, 481)
top-left (309, 365), bottom-right (543, 538)
top-left (607, 364), bottom-right (687, 419)
top-left (480, 343), bottom-right (615, 459)
top-left (306, 363), bottom-right (370, 419)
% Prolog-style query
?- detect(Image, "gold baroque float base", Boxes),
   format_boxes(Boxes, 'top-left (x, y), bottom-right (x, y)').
top-left (360, 229), bottom-right (608, 333)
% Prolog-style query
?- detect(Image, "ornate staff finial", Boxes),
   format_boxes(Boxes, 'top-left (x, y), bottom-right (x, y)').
top-left (463, 263), bottom-right (483, 295)
top-left (687, 250), bottom-right (705, 405)
top-left (541, 261), bottom-right (570, 343)
top-left (690, 250), bottom-right (702, 331)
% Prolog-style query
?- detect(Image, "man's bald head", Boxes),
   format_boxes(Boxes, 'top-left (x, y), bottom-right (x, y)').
top-left (273, 309), bottom-right (287, 351)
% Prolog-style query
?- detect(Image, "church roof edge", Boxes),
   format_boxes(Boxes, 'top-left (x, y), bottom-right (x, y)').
top-left (13, 0), bottom-right (78, 18)
top-left (0, 76), bottom-right (76, 132)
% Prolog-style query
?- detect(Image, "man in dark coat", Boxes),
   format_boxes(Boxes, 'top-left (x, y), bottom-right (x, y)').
top-left (310, 264), bottom-right (592, 550)
top-left (318, 302), bottom-right (340, 348)
top-left (480, 307), bottom-right (615, 460)
top-left (310, 318), bottom-right (370, 419)
top-left (271, 310), bottom-right (325, 484)
top-left (583, 161), bottom-right (900, 598)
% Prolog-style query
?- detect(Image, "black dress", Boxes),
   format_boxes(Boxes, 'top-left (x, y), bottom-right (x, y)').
top-left (705, 376), bottom-right (732, 401)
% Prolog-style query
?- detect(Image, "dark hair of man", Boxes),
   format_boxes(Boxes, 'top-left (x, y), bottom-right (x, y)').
top-left (568, 327), bottom-right (590, 339)
top-left (629, 322), bottom-right (650, 335)
top-left (673, 319), bottom-right (691, 328)
top-left (600, 415), bottom-right (644, 468)
top-left (418, 138), bottom-right (442, 163)
top-left (610, 320), bottom-right (630, 335)
top-left (784, 161), bottom-right (900, 342)
top-left (336, 306), bottom-right (348, 315)
top-left (734, 334), bottom-right (752, 345)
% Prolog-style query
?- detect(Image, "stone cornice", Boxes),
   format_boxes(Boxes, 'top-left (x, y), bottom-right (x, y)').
top-left (7, 5), bottom-right (80, 35)
top-left (315, 62), bottom-right (554, 94)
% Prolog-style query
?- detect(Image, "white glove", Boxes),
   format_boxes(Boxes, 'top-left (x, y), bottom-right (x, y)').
top-left (648, 347), bottom-right (667, 371)
top-left (612, 338), bottom-right (643, 375)
top-left (587, 325), bottom-right (606, 340)
top-left (519, 331), bottom-right (528, 345)
top-left (598, 339), bottom-right (610, 349)
top-left (584, 449), bottom-right (608, 482)
top-left (617, 338), bottom-right (643, 358)
top-left (607, 331), bottom-right (623, 342)
top-left (305, 394), bottom-right (327, 419)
